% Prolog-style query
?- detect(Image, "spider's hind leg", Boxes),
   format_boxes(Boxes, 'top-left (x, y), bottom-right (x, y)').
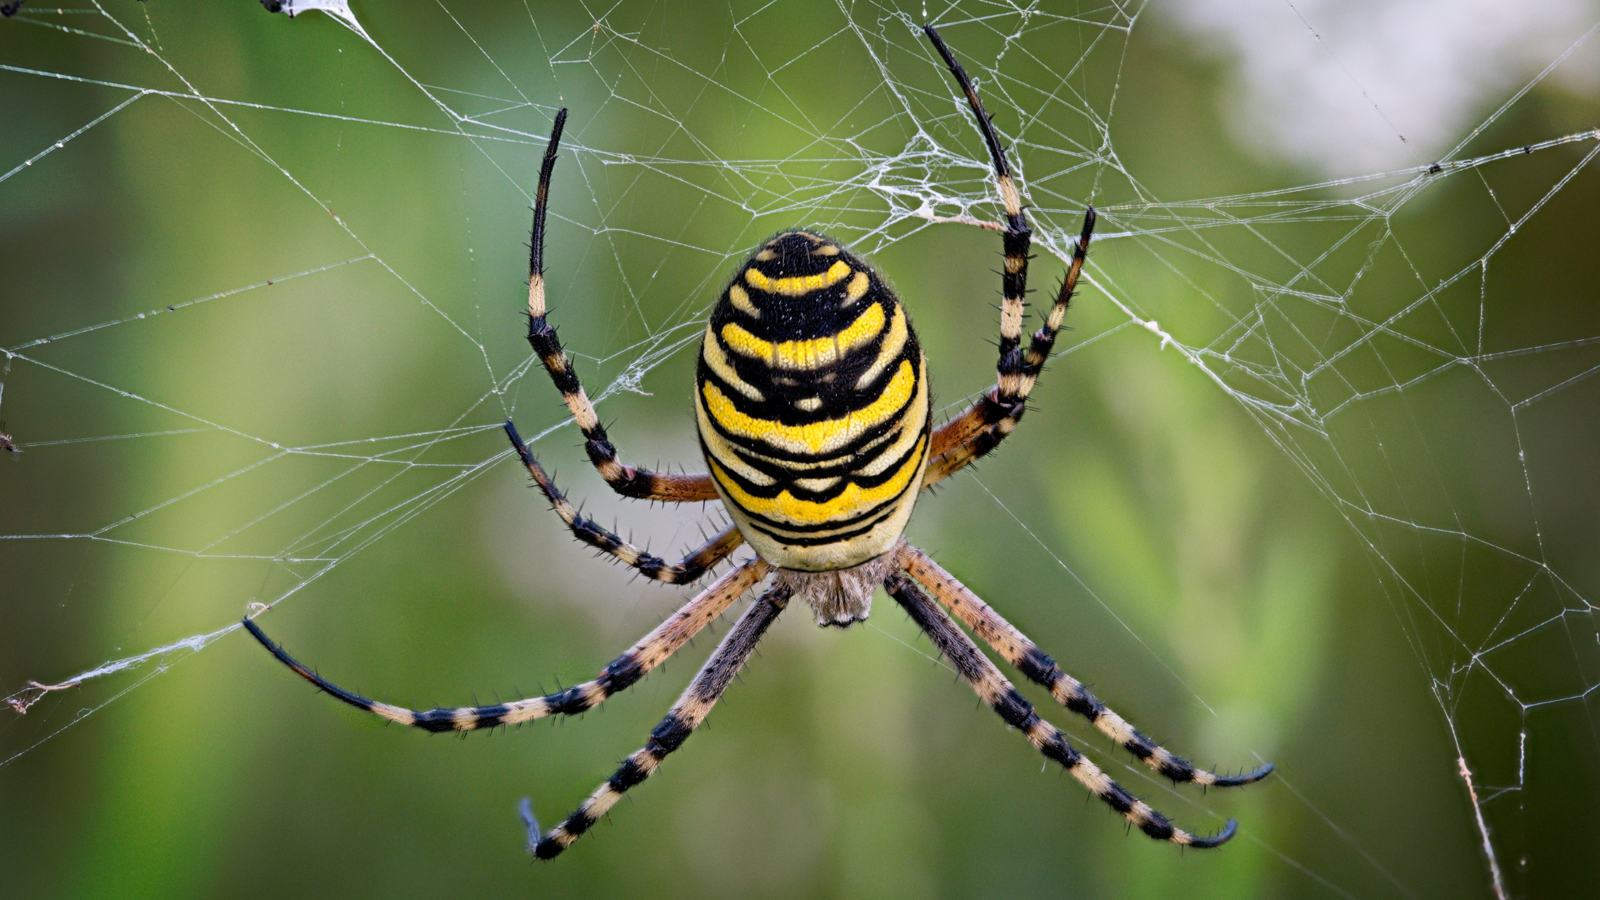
top-left (921, 208), bottom-right (1095, 490)
top-left (520, 108), bottom-right (716, 504)
top-left (919, 26), bottom-right (1097, 489)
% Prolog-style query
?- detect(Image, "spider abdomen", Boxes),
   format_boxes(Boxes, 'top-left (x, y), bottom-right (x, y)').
top-left (696, 231), bottom-right (931, 575)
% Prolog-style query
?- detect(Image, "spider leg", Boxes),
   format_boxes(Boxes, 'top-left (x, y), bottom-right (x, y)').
top-left (883, 570), bottom-right (1239, 848)
top-left (527, 580), bottom-right (794, 859)
top-left (920, 27), bottom-right (1096, 489)
top-left (896, 545), bottom-right (1273, 787)
top-left (923, 211), bottom-right (1094, 490)
top-left (243, 558), bottom-right (771, 733)
top-left (523, 108), bottom-right (717, 503)
top-left (505, 420), bottom-right (742, 584)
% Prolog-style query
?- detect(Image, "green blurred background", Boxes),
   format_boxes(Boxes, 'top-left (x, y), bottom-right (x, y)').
top-left (2, 2), bottom-right (1598, 898)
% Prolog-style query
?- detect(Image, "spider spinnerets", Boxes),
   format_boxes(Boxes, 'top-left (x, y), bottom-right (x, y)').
top-left (244, 24), bottom-right (1272, 862)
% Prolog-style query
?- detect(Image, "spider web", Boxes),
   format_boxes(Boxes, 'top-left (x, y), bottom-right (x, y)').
top-left (2, 1), bottom-right (1598, 897)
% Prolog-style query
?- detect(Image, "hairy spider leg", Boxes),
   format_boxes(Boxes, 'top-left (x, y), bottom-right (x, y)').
top-left (505, 420), bottom-right (743, 584)
top-left (924, 211), bottom-right (1094, 489)
top-left (522, 108), bottom-right (718, 503)
top-left (896, 545), bottom-right (1274, 786)
top-left (242, 558), bottom-right (770, 733)
top-left (918, 25), bottom-right (1095, 488)
top-left (883, 569), bottom-right (1240, 848)
top-left (526, 580), bottom-right (793, 859)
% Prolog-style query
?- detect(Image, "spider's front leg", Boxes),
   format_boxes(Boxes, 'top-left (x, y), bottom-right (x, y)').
top-left (505, 420), bottom-right (743, 584)
top-left (918, 26), bottom-right (1096, 489)
top-left (243, 558), bottom-right (770, 732)
top-left (896, 545), bottom-right (1274, 787)
top-left (882, 570), bottom-right (1241, 848)
top-left (526, 580), bottom-right (793, 859)
top-left (523, 108), bottom-right (716, 503)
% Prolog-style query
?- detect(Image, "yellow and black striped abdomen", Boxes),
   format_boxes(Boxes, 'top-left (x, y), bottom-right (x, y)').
top-left (696, 232), bottom-right (931, 571)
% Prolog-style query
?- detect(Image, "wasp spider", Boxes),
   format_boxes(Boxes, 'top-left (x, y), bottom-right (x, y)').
top-left (245, 25), bottom-right (1273, 859)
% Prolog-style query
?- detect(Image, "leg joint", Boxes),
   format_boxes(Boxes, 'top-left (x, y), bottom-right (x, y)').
top-left (583, 438), bottom-right (620, 468)
top-left (610, 756), bottom-right (650, 791)
top-left (546, 685), bottom-right (594, 717)
top-left (648, 712), bottom-right (693, 754)
top-left (597, 653), bottom-right (644, 695)
top-left (993, 686), bottom-right (1035, 729)
top-left (1017, 647), bottom-right (1059, 685)
top-left (526, 317), bottom-right (560, 354)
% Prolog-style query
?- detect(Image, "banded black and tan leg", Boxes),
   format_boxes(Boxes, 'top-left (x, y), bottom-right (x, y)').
top-left (523, 107), bottom-right (717, 503)
top-left (922, 208), bottom-right (1096, 490)
top-left (242, 558), bottom-right (771, 733)
top-left (921, 26), bottom-right (1097, 489)
top-left (882, 569), bottom-right (1238, 848)
top-left (527, 580), bottom-right (794, 859)
top-left (895, 545), bottom-right (1274, 787)
top-left (505, 420), bottom-right (743, 584)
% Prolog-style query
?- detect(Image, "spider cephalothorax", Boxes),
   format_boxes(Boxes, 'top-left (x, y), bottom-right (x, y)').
top-left (245, 24), bottom-right (1272, 861)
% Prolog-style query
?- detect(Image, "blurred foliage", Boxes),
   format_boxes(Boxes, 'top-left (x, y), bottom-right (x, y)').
top-left (2, 2), bottom-right (1597, 899)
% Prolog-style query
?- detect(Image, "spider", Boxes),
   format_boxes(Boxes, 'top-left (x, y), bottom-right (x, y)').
top-left (244, 25), bottom-right (1273, 860)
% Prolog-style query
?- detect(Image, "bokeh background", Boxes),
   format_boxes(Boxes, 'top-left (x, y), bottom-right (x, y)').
top-left (2, 2), bottom-right (1598, 898)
